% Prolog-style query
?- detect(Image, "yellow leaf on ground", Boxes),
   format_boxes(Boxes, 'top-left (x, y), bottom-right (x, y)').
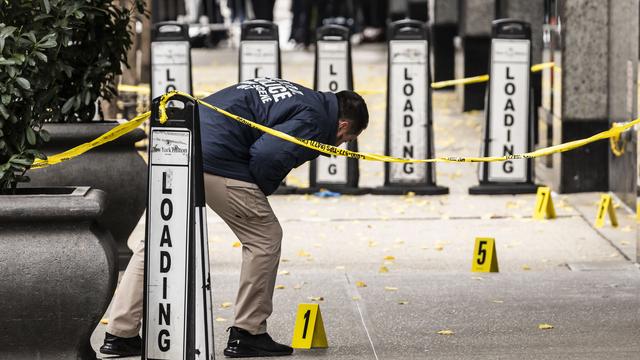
top-left (383, 255), bottom-right (396, 261)
top-left (434, 244), bottom-right (444, 251)
top-left (384, 286), bottom-right (398, 291)
top-left (352, 296), bottom-right (361, 301)
top-left (281, 258), bottom-right (290, 262)
top-left (522, 265), bottom-right (531, 271)
top-left (437, 330), bottom-right (454, 335)
top-left (471, 277), bottom-right (484, 281)
top-left (356, 281), bottom-right (367, 288)
top-left (220, 302), bottom-right (233, 309)
top-left (558, 199), bottom-right (572, 209)
top-left (621, 225), bottom-right (633, 232)
top-left (379, 266), bottom-right (389, 273)
top-left (397, 300), bottom-right (409, 305)
top-left (215, 317), bottom-right (227, 322)
top-left (491, 300), bottom-right (504, 303)
top-left (275, 285), bottom-right (285, 290)
top-left (297, 250), bottom-right (311, 257)
top-left (232, 241), bottom-right (241, 248)
top-left (538, 323), bottom-right (554, 330)
top-left (335, 265), bottom-right (346, 270)
top-left (506, 201), bottom-right (521, 209)
top-left (100, 318), bottom-right (109, 325)
top-left (278, 270), bottom-right (290, 275)
top-left (308, 296), bottom-right (324, 301)
top-left (368, 240), bottom-right (378, 248)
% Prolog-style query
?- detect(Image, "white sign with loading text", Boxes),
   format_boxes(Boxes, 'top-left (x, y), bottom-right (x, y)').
top-left (151, 41), bottom-right (191, 99)
top-left (389, 40), bottom-right (428, 183)
top-left (488, 38), bottom-right (530, 182)
top-left (316, 40), bottom-right (349, 184)
top-left (145, 129), bottom-right (192, 359)
top-left (240, 41), bottom-right (279, 81)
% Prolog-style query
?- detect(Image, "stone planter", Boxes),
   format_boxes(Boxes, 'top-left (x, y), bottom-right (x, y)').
top-left (0, 187), bottom-right (117, 359)
top-left (28, 122), bottom-right (147, 269)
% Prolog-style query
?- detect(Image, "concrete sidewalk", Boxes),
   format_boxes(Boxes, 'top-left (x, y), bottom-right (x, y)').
top-left (92, 44), bottom-right (640, 359)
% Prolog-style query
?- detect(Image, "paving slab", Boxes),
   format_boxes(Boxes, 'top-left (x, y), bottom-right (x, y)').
top-left (208, 208), bottom-right (627, 273)
top-left (349, 271), bottom-right (640, 360)
top-left (210, 272), bottom-right (376, 360)
top-left (567, 192), bottom-right (638, 262)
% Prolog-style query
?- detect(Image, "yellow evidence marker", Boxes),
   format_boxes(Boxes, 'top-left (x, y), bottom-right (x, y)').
top-left (595, 194), bottom-right (618, 228)
top-left (533, 186), bottom-right (556, 220)
top-left (471, 237), bottom-right (499, 273)
top-left (291, 304), bottom-right (328, 349)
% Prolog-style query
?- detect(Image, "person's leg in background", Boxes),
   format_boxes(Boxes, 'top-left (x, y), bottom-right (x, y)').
top-left (360, 0), bottom-right (386, 42)
top-left (100, 239), bottom-right (145, 356)
top-left (227, 0), bottom-right (247, 22)
top-left (204, 173), bottom-right (292, 357)
top-left (250, 0), bottom-right (276, 21)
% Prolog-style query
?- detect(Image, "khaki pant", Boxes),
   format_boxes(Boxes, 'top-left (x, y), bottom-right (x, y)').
top-left (107, 173), bottom-right (283, 337)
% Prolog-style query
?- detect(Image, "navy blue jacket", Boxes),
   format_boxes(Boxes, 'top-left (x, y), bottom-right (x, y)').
top-left (200, 78), bottom-right (338, 195)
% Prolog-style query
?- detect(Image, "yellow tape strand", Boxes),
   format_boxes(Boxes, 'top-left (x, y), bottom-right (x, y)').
top-left (157, 90), bottom-right (640, 164)
top-left (431, 62), bottom-right (555, 89)
top-left (431, 75), bottom-right (490, 89)
top-left (118, 62), bottom-right (555, 97)
top-left (609, 122), bottom-right (626, 157)
top-left (32, 111), bottom-right (150, 168)
top-left (530, 62), bottom-right (555, 72)
top-left (117, 83), bottom-right (150, 95)
top-left (118, 83), bottom-right (211, 99)
top-left (33, 77), bottom-right (634, 169)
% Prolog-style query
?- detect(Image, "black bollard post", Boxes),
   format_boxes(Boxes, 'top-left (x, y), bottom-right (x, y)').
top-left (151, 22), bottom-right (193, 101)
top-left (191, 98), bottom-right (216, 359)
top-left (372, 20), bottom-right (448, 195)
top-left (469, 19), bottom-right (539, 195)
top-left (239, 20), bottom-right (281, 81)
top-left (304, 24), bottom-right (368, 195)
top-left (239, 20), bottom-right (295, 194)
top-left (143, 95), bottom-right (214, 359)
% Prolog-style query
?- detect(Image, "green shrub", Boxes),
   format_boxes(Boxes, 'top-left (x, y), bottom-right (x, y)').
top-left (0, 0), bottom-right (145, 191)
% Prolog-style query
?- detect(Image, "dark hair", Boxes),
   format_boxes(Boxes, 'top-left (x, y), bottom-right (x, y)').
top-left (336, 90), bottom-right (369, 134)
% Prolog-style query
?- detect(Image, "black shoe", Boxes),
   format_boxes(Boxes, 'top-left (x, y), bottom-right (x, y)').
top-left (224, 326), bottom-right (293, 358)
top-left (100, 332), bottom-right (142, 357)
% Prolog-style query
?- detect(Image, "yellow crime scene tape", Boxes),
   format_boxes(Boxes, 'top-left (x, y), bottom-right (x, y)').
top-left (116, 62), bottom-right (555, 96)
top-left (33, 88), bottom-right (638, 168)
top-left (117, 84), bottom-right (150, 95)
top-left (155, 90), bottom-right (640, 164)
top-left (31, 111), bottom-right (151, 168)
top-left (32, 61), bottom-right (627, 169)
top-left (430, 62), bottom-right (555, 89)
top-left (609, 122), bottom-right (627, 157)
